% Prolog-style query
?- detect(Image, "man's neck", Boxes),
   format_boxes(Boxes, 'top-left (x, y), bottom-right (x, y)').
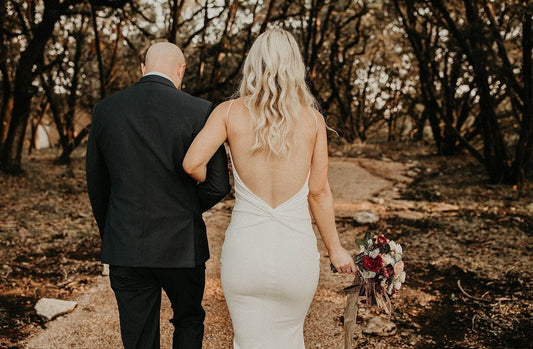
top-left (144, 72), bottom-right (177, 88)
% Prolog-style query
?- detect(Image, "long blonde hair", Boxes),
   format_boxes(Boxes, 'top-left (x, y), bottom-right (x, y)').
top-left (239, 29), bottom-right (317, 157)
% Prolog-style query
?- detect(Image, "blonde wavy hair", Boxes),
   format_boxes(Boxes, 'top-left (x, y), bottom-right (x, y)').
top-left (239, 29), bottom-right (317, 157)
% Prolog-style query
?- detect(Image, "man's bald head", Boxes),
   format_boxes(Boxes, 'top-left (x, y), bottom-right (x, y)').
top-left (141, 42), bottom-right (186, 89)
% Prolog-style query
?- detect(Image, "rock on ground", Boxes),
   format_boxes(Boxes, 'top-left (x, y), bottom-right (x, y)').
top-left (369, 197), bottom-right (385, 205)
top-left (353, 210), bottom-right (379, 224)
top-left (363, 316), bottom-right (397, 337)
top-left (34, 298), bottom-right (77, 321)
top-left (393, 211), bottom-right (425, 220)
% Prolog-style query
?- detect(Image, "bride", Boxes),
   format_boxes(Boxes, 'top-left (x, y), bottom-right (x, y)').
top-left (183, 28), bottom-right (355, 348)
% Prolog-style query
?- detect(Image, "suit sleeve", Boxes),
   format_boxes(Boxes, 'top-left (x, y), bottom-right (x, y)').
top-left (86, 109), bottom-right (110, 238)
top-left (197, 144), bottom-right (231, 212)
top-left (196, 103), bottom-right (231, 212)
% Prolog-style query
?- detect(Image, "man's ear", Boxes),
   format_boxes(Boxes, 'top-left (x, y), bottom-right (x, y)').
top-left (141, 63), bottom-right (146, 76)
top-left (179, 64), bottom-right (186, 78)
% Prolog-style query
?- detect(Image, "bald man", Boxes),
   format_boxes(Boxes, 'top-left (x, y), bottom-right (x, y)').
top-left (86, 42), bottom-right (230, 349)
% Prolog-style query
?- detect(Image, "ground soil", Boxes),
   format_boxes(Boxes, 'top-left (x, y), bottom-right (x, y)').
top-left (0, 143), bottom-right (532, 348)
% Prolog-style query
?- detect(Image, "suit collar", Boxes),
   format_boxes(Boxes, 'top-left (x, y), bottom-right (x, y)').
top-left (137, 74), bottom-right (177, 89)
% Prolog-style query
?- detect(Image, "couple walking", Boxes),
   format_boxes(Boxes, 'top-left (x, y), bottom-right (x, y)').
top-left (86, 29), bottom-right (355, 349)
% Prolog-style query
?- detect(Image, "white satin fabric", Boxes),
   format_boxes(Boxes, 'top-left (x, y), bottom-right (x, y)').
top-left (220, 152), bottom-right (320, 349)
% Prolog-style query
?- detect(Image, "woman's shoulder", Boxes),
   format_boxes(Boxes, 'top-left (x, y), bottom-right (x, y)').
top-left (303, 106), bottom-right (326, 132)
top-left (211, 98), bottom-right (243, 117)
top-left (216, 97), bottom-right (244, 109)
top-left (307, 106), bottom-right (324, 120)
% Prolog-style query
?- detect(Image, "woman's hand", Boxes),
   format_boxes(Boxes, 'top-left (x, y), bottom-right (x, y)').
top-left (329, 246), bottom-right (357, 275)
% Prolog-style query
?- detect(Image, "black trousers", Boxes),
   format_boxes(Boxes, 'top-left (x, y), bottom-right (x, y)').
top-left (109, 265), bottom-right (206, 349)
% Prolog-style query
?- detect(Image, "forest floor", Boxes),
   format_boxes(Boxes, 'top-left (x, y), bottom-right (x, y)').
top-left (0, 143), bottom-right (532, 348)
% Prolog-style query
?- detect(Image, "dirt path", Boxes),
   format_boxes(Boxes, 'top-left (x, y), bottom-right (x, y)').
top-left (22, 157), bottom-right (410, 348)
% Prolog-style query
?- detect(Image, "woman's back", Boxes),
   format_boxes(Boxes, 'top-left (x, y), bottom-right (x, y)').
top-left (226, 98), bottom-right (317, 209)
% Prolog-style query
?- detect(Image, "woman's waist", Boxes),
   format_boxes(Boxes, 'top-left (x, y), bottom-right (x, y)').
top-left (222, 223), bottom-right (320, 263)
top-left (224, 222), bottom-right (318, 246)
top-left (232, 200), bottom-right (310, 216)
top-left (229, 209), bottom-right (312, 227)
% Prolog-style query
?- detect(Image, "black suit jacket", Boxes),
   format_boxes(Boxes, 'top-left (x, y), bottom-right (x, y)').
top-left (86, 75), bottom-right (230, 267)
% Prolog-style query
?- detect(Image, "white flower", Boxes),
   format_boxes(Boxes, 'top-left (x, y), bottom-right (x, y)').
top-left (394, 281), bottom-right (402, 290)
top-left (394, 253), bottom-right (402, 263)
top-left (396, 271), bottom-right (406, 283)
top-left (387, 282), bottom-right (394, 294)
top-left (382, 254), bottom-right (394, 266)
top-left (389, 241), bottom-right (403, 255)
top-left (360, 270), bottom-right (377, 279)
top-left (369, 248), bottom-right (380, 259)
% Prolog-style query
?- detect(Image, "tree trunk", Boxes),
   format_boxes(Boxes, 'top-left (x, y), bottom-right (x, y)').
top-left (0, 0), bottom-right (61, 174)
top-left (0, 0), bottom-right (12, 148)
top-left (91, 1), bottom-right (106, 99)
top-left (42, 76), bottom-right (71, 164)
top-left (511, 2), bottom-right (533, 188)
top-left (167, 0), bottom-right (184, 43)
top-left (0, 95), bottom-right (12, 147)
top-left (441, 124), bottom-right (458, 156)
top-left (412, 108), bottom-right (427, 142)
top-left (56, 21), bottom-right (86, 164)
top-left (463, 0), bottom-right (510, 182)
top-left (393, 0), bottom-right (444, 154)
top-left (387, 118), bottom-right (396, 142)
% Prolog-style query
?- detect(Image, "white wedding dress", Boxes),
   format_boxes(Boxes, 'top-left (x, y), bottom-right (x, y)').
top-left (220, 149), bottom-right (320, 349)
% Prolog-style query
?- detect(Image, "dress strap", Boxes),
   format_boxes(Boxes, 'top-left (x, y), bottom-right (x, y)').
top-left (309, 106), bottom-right (338, 135)
top-left (226, 99), bottom-right (236, 128)
top-left (308, 106), bottom-right (319, 133)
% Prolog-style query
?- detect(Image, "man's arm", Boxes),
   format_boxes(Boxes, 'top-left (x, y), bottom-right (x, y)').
top-left (86, 113), bottom-right (110, 238)
top-left (197, 144), bottom-right (231, 212)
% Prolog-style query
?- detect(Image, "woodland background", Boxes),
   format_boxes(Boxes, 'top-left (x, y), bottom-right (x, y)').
top-left (0, 0), bottom-right (531, 185)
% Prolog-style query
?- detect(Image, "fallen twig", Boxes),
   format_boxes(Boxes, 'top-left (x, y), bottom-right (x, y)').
top-left (457, 280), bottom-right (491, 303)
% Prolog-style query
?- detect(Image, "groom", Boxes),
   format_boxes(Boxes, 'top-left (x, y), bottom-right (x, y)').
top-left (86, 42), bottom-right (230, 348)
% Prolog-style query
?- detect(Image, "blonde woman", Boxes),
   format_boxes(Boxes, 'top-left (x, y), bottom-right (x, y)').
top-left (183, 29), bottom-right (355, 348)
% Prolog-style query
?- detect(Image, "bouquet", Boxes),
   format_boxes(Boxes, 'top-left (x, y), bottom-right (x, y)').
top-left (353, 231), bottom-right (405, 315)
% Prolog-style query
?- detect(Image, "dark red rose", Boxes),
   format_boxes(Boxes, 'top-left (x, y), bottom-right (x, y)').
top-left (376, 234), bottom-right (389, 245)
top-left (363, 255), bottom-right (383, 273)
top-left (380, 265), bottom-right (394, 278)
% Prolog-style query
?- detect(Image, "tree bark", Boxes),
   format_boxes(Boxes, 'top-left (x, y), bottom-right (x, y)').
top-left (462, 0), bottom-right (510, 182)
top-left (56, 21), bottom-right (86, 164)
top-left (0, 0), bottom-right (62, 174)
top-left (167, 0), bottom-right (184, 43)
top-left (0, 0), bottom-right (12, 148)
top-left (511, 2), bottom-right (533, 188)
top-left (91, 0), bottom-right (106, 99)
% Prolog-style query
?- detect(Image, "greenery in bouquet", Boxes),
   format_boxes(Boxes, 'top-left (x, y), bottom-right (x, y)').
top-left (353, 231), bottom-right (405, 315)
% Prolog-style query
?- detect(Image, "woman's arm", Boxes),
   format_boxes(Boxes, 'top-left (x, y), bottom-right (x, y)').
top-left (183, 102), bottom-right (229, 182)
top-left (308, 111), bottom-right (356, 275)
